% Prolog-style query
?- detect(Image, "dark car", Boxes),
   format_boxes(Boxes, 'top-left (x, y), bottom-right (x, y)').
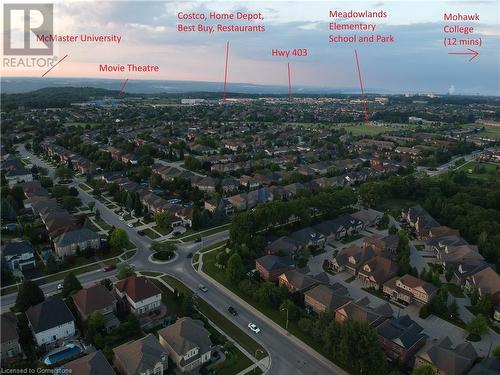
top-left (137, 230), bottom-right (145, 236)
top-left (103, 264), bottom-right (116, 272)
top-left (228, 306), bottom-right (238, 316)
top-left (194, 237), bottom-right (202, 243)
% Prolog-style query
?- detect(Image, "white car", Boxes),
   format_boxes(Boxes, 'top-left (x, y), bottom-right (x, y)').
top-left (248, 323), bottom-right (260, 334)
top-left (127, 223), bottom-right (133, 228)
top-left (119, 216), bottom-right (125, 221)
top-left (57, 283), bottom-right (63, 291)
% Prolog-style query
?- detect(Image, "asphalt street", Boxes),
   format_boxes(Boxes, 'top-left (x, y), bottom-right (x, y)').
top-left (5, 144), bottom-right (347, 375)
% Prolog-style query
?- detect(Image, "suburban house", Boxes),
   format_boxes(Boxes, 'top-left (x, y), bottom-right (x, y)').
top-left (114, 276), bottom-right (162, 316)
top-left (72, 284), bottom-right (119, 331)
top-left (401, 206), bottom-right (440, 239)
top-left (290, 227), bottom-right (325, 248)
top-left (383, 274), bottom-right (438, 305)
top-left (4, 164), bottom-right (33, 187)
top-left (330, 244), bottom-right (375, 275)
top-left (53, 227), bottom-right (100, 257)
top-left (376, 315), bottom-right (427, 363)
top-left (1, 240), bottom-right (36, 271)
top-left (304, 284), bottom-right (351, 315)
top-left (334, 297), bottom-right (393, 327)
top-left (414, 336), bottom-right (478, 375)
top-left (63, 350), bottom-right (116, 375)
top-left (468, 357), bottom-right (500, 375)
top-left (357, 256), bottom-right (399, 289)
top-left (464, 266), bottom-right (500, 305)
top-left (1, 312), bottom-right (21, 362)
top-left (26, 298), bottom-right (76, 347)
top-left (113, 334), bottom-right (168, 375)
top-left (363, 234), bottom-right (400, 259)
top-left (255, 255), bottom-right (294, 283)
top-left (265, 236), bottom-right (302, 257)
top-left (278, 270), bottom-right (327, 294)
top-left (158, 317), bottom-right (213, 372)
top-left (350, 208), bottom-right (383, 228)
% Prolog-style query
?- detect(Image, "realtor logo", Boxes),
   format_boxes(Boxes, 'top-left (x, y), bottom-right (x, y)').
top-left (3, 3), bottom-right (53, 55)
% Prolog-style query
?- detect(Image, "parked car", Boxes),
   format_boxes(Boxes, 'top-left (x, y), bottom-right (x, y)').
top-left (119, 216), bottom-right (125, 221)
top-left (127, 223), bottom-right (133, 228)
top-left (138, 230), bottom-right (145, 236)
top-left (212, 350), bottom-right (220, 359)
top-left (199, 284), bottom-right (208, 292)
top-left (248, 323), bottom-right (260, 334)
top-left (228, 306), bottom-right (238, 316)
top-left (103, 264), bottom-right (116, 271)
top-left (57, 283), bottom-right (63, 291)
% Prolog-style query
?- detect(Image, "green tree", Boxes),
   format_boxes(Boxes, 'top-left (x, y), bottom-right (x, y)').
top-left (100, 278), bottom-right (113, 290)
top-left (466, 314), bottom-right (489, 337)
top-left (493, 345), bottom-right (500, 359)
top-left (61, 196), bottom-right (81, 211)
top-left (280, 299), bottom-right (300, 321)
top-left (117, 265), bottom-right (135, 280)
top-left (45, 253), bottom-right (58, 274)
top-left (55, 166), bottom-right (73, 179)
top-left (88, 201), bottom-right (95, 212)
top-left (154, 212), bottom-right (171, 229)
top-left (109, 228), bottom-right (129, 251)
top-left (475, 293), bottom-right (492, 316)
top-left (15, 280), bottom-right (45, 312)
top-left (412, 364), bottom-right (436, 375)
top-left (62, 272), bottom-right (82, 297)
top-left (226, 253), bottom-right (245, 283)
top-left (86, 311), bottom-right (106, 344)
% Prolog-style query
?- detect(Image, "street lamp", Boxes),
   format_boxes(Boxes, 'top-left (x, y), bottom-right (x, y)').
top-left (254, 349), bottom-right (264, 374)
top-left (281, 306), bottom-right (289, 330)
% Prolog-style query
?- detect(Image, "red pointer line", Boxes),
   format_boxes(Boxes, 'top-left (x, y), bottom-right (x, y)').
top-left (287, 62), bottom-right (292, 100)
top-left (447, 48), bottom-right (479, 62)
top-left (354, 49), bottom-right (369, 125)
top-left (117, 78), bottom-right (129, 97)
top-left (41, 54), bottom-right (68, 77)
top-left (223, 41), bottom-right (230, 100)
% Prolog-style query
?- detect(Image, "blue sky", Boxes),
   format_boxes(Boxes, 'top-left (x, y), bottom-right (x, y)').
top-left (2, 0), bottom-right (499, 95)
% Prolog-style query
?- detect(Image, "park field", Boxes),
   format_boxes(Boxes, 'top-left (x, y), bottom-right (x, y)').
top-left (462, 123), bottom-right (500, 140)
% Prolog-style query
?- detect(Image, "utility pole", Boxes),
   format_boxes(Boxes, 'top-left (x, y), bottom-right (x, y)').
top-left (281, 307), bottom-right (289, 330)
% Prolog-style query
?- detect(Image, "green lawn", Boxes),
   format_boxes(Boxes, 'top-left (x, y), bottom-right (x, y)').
top-left (200, 241), bottom-right (227, 253)
top-left (180, 223), bottom-right (230, 242)
top-left (124, 240), bottom-right (136, 250)
top-left (141, 271), bottom-right (163, 277)
top-left (144, 228), bottom-right (160, 239)
top-left (122, 249), bottom-right (136, 260)
top-left (94, 217), bottom-right (112, 231)
top-left (78, 183), bottom-right (93, 191)
top-left (153, 225), bottom-right (172, 236)
top-left (38, 263), bottom-right (101, 284)
top-left (210, 347), bottom-right (253, 375)
top-left (455, 161), bottom-right (499, 181)
top-left (462, 123), bottom-right (500, 140)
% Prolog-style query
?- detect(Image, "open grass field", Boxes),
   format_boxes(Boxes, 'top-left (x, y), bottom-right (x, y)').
top-left (292, 122), bottom-right (415, 136)
top-left (456, 161), bottom-right (499, 181)
top-left (462, 123), bottom-right (500, 140)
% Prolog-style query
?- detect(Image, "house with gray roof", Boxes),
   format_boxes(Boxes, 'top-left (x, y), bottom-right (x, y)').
top-left (158, 317), bottom-right (213, 372)
top-left (376, 315), bottom-right (427, 363)
top-left (415, 336), bottom-right (477, 375)
top-left (53, 227), bottom-right (100, 257)
top-left (113, 334), bottom-right (168, 375)
top-left (26, 298), bottom-right (76, 347)
top-left (256, 254), bottom-right (294, 282)
top-left (1, 240), bottom-right (35, 271)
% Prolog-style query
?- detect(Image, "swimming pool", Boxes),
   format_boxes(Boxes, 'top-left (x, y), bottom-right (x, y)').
top-left (43, 343), bottom-right (82, 365)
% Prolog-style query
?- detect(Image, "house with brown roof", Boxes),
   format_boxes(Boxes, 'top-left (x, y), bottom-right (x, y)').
top-left (1, 312), bottom-right (21, 362)
top-left (265, 236), bottom-right (302, 257)
top-left (414, 336), bottom-right (477, 375)
top-left (255, 255), bottom-right (294, 283)
top-left (113, 334), bottom-right (168, 375)
top-left (278, 270), bottom-right (326, 294)
top-left (63, 350), bottom-right (116, 375)
top-left (158, 317), bottom-right (213, 372)
top-left (72, 284), bottom-right (119, 330)
top-left (383, 274), bottom-right (438, 306)
top-left (428, 226), bottom-right (460, 239)
top-left (464, 266), bottom-right (500, 306)
top-left (334, 297), bottom-right (393, 327)
top-left (363, 234), bottom-right (400, 260)
top-left (304, 284), bottom-right (351, 315)
top-left (330, 244), bottom-right (375, 275)
top-left (401, 206), bottom-right (440, 239)
top-left (357, 256), bottom-right (399, 290)
top-left (114, 276), bottom-right (162, 316)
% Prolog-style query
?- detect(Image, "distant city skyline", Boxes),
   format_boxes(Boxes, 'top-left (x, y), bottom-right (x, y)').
top-left (2, 0), bottom-right (499, 95)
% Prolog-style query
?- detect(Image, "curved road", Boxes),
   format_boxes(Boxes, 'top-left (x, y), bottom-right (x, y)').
top-left (7, 144), bottom-right (346, 375)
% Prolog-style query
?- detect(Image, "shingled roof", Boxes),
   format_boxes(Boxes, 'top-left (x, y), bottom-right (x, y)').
top-left (26, 298), bottom-right (74, 334)
top-left (114, 276), bottom-right (161, 303)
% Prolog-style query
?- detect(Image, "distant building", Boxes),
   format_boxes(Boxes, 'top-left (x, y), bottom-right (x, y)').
top-left (1, 240), bottom-right (36, 271)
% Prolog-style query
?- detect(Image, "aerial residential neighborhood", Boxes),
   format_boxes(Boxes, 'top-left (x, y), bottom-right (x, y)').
top-left (1, 1), bottom-right (500, 374)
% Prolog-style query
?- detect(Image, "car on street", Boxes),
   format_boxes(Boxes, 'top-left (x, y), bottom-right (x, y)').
top-left (103, 264), bottom-right (116, 271)
top-left (228, 306), bottom-right (238, 316)
top-left (127, 223), bottom-right (133, 228)
top-left (57, 283), bottom-right (63, 291)
top-left (138, 230), bottom-right (145, 236)
top-left (199, 284), bottom-right (208, 292)
top-left (194, 237), bottom-right (202, 243)
top-left (248, 323), bottom-right (260, 333)
top-left (119, 217), bottom-right (125, 221)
